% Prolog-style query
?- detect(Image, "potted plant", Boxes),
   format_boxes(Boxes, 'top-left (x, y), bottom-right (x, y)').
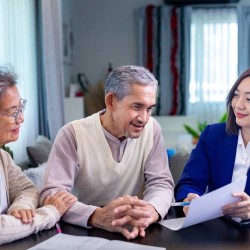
top-left (184, 112), bottom-right (228, 145)
top-left (1, 144), bottom-right (13, 159)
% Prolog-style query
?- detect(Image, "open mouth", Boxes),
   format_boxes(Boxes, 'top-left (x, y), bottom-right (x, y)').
top-left (131, 122), bottom-right (144, 128)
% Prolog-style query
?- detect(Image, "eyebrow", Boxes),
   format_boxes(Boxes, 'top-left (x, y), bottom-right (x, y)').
top-left (235, 89), bottom-right (250, 95)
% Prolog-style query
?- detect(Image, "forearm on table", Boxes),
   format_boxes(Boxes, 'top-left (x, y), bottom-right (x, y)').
top-left (144, 189), bottom-right (173, 220)
top-left (61, 201), bottom-right (98, 228)
top-left (0, 205), bottom-right (59, 245)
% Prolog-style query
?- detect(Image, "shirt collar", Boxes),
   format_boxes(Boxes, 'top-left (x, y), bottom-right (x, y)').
top-left (238, 130), bottom-right (244, 147)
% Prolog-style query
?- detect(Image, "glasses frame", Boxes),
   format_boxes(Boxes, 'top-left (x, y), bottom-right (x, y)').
top-left (0, 99), bottom-right (27, 123)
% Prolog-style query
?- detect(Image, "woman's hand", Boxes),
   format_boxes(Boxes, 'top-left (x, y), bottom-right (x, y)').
top-left (43, 191), bottom-right (77, 216)
top-left (183, 193), bottom-right (200, 216)
top-left (10, 209), bottom-right (36, 224)
top-left (222, 192), bottom-right (250, 220)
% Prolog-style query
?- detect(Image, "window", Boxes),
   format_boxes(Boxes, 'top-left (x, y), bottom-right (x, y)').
top-left (0, 0), bottom-right (38, 162)
top-left (188, 7), bottom-right (238, 123)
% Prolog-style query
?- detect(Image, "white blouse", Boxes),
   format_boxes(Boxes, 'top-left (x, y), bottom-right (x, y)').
top-left (232, 130), bottom-right (250, 182)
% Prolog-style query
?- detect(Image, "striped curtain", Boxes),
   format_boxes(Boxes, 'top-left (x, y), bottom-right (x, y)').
top-left (138, 5), bottom-right (191, 116)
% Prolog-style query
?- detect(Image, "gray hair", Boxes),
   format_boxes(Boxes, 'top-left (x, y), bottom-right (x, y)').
top-left (105, 65), bottom-right (158, 100)
top-left (0, 65), bottom-right (17, 98)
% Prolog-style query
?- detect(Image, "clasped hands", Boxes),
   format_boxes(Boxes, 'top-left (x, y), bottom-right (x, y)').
top-left (88, 195), bottom-right (159, 240)
top-left (183, 192), bottom-right (250, 220)
top-left (10, 191), bottom-right (77, 224)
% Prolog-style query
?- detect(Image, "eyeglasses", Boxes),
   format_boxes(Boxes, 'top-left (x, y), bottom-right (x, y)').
top-left (0, 99), bottom-right (27, 123)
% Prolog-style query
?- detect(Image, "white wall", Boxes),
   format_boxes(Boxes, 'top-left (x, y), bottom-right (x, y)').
top-left (71, 0), bottom-right (163, 86)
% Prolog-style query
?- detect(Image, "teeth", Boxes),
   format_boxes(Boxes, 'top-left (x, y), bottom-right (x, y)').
top-left (132, 123), bottom-right (142, 128)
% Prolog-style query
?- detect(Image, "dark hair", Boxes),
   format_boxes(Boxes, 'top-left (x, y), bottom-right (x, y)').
top-left (226, 68), bottom-right (250, 135)
top-left (105, 65), bottom-right (158, 101)
top-left (0, 65), bottom-right (17, 98)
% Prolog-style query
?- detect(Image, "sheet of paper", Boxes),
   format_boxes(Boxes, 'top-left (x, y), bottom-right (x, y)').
top-left (27, 234), bottom-right (109, 250)
top-left (27, 233), bottom-right (165, 250)
top-left (159, 176), bottom-right (247, 231)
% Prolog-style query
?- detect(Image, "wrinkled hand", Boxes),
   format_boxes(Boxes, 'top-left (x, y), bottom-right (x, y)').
top-left (183, 193), bottom-right (200, 216)
top-left (10, 209), bottom-right (36, 224)
top-left (222, 192), bottom-right (250, 220)
top-left (88, 195), bottom-right (150, 239)
top-left (113, 203), bottom-right (159, 238)
top-left (43, 191), bottom-right (77, 216)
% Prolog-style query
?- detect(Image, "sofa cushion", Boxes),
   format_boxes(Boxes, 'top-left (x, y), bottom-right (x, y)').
top-left (26, 135), bottom-right (52, 167)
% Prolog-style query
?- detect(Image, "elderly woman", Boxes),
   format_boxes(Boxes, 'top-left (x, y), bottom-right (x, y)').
top-left (0, 66), bottom-right (77, 245)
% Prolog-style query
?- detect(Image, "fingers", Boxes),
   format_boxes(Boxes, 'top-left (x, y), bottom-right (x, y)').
top-left (222, 192), bottom-right (250, 220)
top-left (10, 209), bottom-right (36, 224)
top-left (139, 227), bottom-right (146, 237)
top-left (114, 196), bottom-right (147, 209)
top-left (43, 191), bottom-right (77, 216)
top-left (114, 205), bottom-right (150, 220)
top-left (185, 193), bottom-right (200, 202)
top-left (119, 226), bottom-right (140, 240)
top-left (183, 193), bottom-right (200, 216)
top-left (112, 215), bottom-right (149, 228)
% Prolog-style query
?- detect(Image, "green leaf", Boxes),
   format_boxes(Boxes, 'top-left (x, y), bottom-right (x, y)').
top-left (219, 112), bottom-right (228, 123)
top-left (183, 124), bottom-right (200, 139)
top-left (198, 121), bottom-right (207, 133)
top-left (1, 145), bottom-right (14, 159)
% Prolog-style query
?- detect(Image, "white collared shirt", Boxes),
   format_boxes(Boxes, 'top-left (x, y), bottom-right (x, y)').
top-left (0, 166), bottom-right (8, 214)
top-left (232, 130), bottom-right (250, 182)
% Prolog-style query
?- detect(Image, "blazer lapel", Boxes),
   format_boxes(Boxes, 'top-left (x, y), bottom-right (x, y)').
top-left (219, 135), bottom-right (238, 186)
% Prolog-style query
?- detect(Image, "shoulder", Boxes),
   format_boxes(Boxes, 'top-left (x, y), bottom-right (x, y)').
top-left (202, 122), bottom-right (227, 138)
top-left (151, 117), bottom-right (163, 138)
top-left (201, 122), bottom-right (236, 145)
top-left (0, 149), bottom-right (17, 171)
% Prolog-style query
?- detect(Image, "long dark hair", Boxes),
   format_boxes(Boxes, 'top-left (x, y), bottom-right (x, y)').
top-left (226, 68), bottom-right (250, 135)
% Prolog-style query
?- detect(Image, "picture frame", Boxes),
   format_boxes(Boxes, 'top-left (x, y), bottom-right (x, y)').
top-left (63, 20), bottom-right (74, 64)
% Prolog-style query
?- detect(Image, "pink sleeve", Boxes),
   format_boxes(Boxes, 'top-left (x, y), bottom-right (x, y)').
top-left (143, 119), bottom-right (174, 220)
top-left (39, 124), bottom-right (98, 228)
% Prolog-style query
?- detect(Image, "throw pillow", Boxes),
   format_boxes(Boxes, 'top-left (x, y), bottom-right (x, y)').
top-left (26, 135), bottom-right (52, 167)
top-left (23, 163), bottom-right (47, 190)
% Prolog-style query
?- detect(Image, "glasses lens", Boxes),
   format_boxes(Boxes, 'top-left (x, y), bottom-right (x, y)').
top-left (14, 99), bottom-right (27, 123)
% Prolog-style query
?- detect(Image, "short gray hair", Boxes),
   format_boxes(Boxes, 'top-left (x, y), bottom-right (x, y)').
top-left (0, 65), bottom-right (17, 97)
top-left (105, 65), bottom-right (158, 100)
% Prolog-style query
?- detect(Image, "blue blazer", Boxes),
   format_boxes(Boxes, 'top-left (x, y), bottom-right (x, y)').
top-left (175, 122), bottom-right (250, 201)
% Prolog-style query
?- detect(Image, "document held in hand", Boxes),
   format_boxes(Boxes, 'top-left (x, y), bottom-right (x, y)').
top-left (159, 176), bottom-right (247, 231)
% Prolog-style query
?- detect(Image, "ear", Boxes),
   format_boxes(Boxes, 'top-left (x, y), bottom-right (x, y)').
top-left (105, 93), bottom-right (117, 111)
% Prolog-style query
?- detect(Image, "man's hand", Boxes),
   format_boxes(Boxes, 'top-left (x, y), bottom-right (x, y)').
top-left (10, 209), bottom-right (36, 224)
top-left (222, 192), bottom-right (250, 220)
top-left (43, 191), bottom-right (77, 216)
top-left (112, 203), bottom-right (160, 238)
top-left (88, 195), bottom-right (150, 239)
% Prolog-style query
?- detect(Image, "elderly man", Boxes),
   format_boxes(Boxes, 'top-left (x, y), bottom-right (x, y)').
top-left (40, 65), bottom-right (174, 239)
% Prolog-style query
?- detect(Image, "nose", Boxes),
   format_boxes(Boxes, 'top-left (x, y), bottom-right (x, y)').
top-left (138, 109), bottom-right (149, 123)
top-left (235, 97), bottom-right (245, 110)
top-left (16, 112), bottom-right (24, 124)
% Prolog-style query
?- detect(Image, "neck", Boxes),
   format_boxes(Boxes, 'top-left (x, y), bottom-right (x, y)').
top-left (241, 128), bottom-right (250, 147)
top-left (100, 111), bottom-right (125, 141)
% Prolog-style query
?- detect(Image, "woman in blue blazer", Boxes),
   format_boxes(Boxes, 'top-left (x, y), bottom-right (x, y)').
top-left (175, 68), bottom-right (250, 220)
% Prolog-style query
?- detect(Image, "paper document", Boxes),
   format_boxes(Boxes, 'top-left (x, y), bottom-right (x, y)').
top-left (27, 233), bottom-right (165, 250)
top-left (160, 176), bottom-right (247, 231)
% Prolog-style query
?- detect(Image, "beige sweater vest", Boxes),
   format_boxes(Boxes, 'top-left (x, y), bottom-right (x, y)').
top-left (71, 112), bottom-right (153, 206)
